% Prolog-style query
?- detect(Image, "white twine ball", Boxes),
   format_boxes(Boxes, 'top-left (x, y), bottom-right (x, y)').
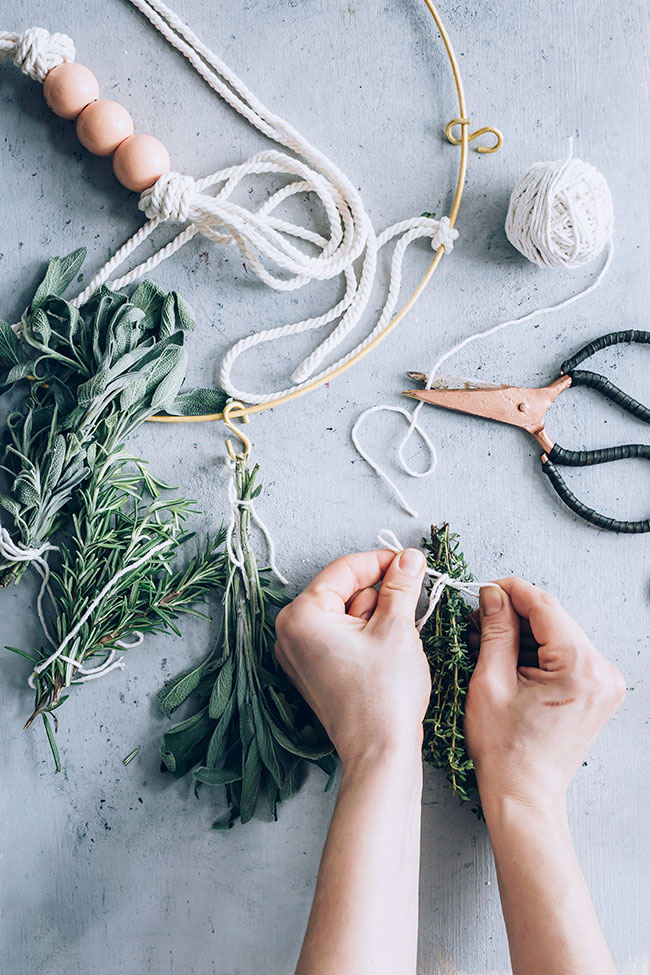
top-left (505, 153), bottom-right (613, 269)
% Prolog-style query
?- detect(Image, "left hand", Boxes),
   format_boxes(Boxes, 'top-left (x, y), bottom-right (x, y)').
top-left (275, 549), bottom-right (431, 766)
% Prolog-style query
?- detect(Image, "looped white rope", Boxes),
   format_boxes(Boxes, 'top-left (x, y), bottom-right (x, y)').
top-left (0, 27), bottom-right (75, 82)
top-left (225, 457), bottom-right (288, 589)
top-left (376, 528), bottom-right (496, 631)
top-left (34, 0), bottom-right (458, 406)
top-left (27, 535), bottom-right (175, 689)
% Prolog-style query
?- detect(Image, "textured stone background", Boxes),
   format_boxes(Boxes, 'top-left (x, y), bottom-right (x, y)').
top-left (1, 1), bottom-right (649, 973)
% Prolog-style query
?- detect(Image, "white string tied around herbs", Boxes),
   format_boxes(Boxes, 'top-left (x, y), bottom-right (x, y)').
top-left (0, 27), bottom-right (75, 82)
top-left (27, 535), bottom-right (175, 690)
top-left (354, 141), bottom-right (614, 517)
top-left (377, 529), bottom-right (499, 632)
top-left (225, 457), bottom-right (289, 592)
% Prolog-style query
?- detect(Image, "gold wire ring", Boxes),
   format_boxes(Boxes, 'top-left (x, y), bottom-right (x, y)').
top-left (150, 0), bottom-right (500, 425)
top-left (445, 117), bottom-right (503, 154)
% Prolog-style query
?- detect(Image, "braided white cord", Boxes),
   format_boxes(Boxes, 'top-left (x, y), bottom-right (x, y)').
top-left (0, 27), bottom-right (74, 81)
top-left (51, 0), bottom-right (457, 404)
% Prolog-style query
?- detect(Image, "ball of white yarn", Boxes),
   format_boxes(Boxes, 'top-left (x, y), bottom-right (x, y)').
top-left (505, 154), bottom-right (613, 269)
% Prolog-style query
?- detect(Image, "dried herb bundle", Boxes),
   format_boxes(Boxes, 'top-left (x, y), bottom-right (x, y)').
top-left (421, 524), bottom-right (480, 810)
top-left (159, 458), bottom-right (336, 828)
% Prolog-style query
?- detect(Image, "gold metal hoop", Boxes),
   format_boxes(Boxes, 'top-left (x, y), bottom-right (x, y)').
top-left (150, 0), bottom-right (501, 426)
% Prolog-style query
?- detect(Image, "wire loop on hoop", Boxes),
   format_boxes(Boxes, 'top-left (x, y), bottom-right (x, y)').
top-left (444, 118), bottom-right (503, 154)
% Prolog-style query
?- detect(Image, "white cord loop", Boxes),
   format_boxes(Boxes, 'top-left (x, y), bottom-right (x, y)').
top-left (376, 528), bottom-right (496, 631)
top-left (0, 27), bottom-right (75, 82)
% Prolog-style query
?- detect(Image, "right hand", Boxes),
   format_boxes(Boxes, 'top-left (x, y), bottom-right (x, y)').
top-left (465, 578), bottom-right (626, 810)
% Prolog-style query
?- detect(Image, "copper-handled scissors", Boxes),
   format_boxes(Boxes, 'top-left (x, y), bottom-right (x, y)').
top-left (404, 329), bottom-right (650, 533)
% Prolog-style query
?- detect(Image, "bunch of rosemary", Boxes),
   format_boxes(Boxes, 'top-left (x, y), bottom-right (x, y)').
top-left (420, 524), bottom-right (480, 811)
top-left (158, 457), bottom-right (336, 828)
top-left (0, 251), bottom-right (229, 766)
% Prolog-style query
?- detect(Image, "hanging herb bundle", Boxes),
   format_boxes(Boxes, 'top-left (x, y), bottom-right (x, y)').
top-left (158, 456), bottom-right (336, 828)
top-left (420, 524), bottom-right (480, 811)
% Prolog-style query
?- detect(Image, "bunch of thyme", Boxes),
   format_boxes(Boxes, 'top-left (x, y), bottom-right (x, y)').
top-left (158, 457), bottom-right (336, 828)
top-left (420, 524), bottom-right (480, 811)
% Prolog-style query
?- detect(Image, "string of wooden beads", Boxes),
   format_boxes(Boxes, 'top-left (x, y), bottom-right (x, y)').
top-left (1, 28), bottom-right (170, 192)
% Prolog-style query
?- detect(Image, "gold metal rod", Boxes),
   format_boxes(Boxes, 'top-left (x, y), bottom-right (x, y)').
top-left (150, 0), bottom-right (471, 424)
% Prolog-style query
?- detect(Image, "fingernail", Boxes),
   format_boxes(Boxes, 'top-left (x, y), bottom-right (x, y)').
top-left (398, 548), bottom-right (425, 576)
top-left (480, 585), bottom-right (503, 616)
top-left (360, 610), bottom-right (373, 621)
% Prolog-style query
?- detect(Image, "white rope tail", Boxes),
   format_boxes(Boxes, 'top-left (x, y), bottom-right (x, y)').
top-left (376, 529), bottom-right (499, 630)
top-left (225, 457), bottom-right (288, 590)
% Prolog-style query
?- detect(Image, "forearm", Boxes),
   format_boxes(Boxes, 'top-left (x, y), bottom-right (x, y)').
top-left (483, 795), bottom-right (617, 975)
top-left (296, 742), bottom-right (423, 975)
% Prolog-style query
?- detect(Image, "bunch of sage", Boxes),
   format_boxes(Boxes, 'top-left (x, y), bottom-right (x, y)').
top-left (159, 457), bottom-right (336, 827)
top-left (420, 523), bottom-right (480, 811)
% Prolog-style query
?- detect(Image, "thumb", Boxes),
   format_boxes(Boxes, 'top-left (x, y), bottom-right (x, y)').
top-left (373, 549), bottom-right (426, 624)
top-left (474, 585), bottom-right (520, 686)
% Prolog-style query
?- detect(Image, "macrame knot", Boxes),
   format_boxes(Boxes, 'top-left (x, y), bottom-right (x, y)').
top-left (430, 215), bottom-right (459, 254)
top-left (11, 27), bottom-right (75, 82)
top-left (139, 172), bottom-right (197, 222)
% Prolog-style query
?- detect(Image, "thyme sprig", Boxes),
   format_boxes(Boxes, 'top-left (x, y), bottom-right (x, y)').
top-left (158, 457), bottom-right (336, 828)
top-left (421, 524), bottom-right (480, 811)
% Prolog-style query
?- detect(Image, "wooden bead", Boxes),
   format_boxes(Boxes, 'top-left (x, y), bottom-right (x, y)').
top-left (112, 134), bottom-right (171, 192)
top-left (76, 100), bottom-right (134, 156)
top-left (43, 62), bottom-right (99, 120)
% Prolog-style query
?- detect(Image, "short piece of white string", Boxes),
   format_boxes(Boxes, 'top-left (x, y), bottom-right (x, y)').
top-left (376, 529), bottom-right (497, 631)
top-left (225, 457), bottom-right (289, 588)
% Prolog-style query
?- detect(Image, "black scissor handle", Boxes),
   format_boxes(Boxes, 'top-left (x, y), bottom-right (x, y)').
top-left (542, 444), bottom-right (650, 533)
top-left (541, 329), bottom-right (650, 532)
top-left (560, 328), bottom-right (650, 423)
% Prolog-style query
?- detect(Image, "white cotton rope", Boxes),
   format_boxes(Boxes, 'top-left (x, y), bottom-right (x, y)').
top-left (2, 11), bottom-right (458, 402)
top-left (376, 529), bottom-right (499, 631)
top-left (354, 142), bottom-right (615, 517)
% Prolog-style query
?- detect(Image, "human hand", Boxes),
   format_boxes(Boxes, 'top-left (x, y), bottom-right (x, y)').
top-left (464, 578), bottom-right (625, 811)
top-left (275, 549), bottom-right (431, 767)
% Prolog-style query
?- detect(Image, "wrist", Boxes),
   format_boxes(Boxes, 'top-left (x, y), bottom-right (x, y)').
top-left (341, 734), bottom-right (423, 782)
top-left (480, 790), bottom-right (568, 838)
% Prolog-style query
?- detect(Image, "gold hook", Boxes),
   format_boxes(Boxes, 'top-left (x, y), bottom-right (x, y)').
top-left (223, 400), bottom-right (251, 461)
top-left (445, 118), bottom-right (503, 154)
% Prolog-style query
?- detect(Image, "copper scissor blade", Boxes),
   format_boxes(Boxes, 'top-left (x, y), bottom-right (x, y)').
top-left (403, 375), bottom-right (573, 448)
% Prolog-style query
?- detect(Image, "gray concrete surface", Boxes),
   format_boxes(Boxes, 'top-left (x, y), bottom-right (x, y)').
top-left (1, 1), bottom-right (649, 972)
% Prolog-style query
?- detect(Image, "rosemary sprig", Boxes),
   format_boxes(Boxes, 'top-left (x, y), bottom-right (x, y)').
top-left (158, 457), bottom-right (336, 828)
top-left (421, 523), bottom-right (480, 812)
top-left (10, 445), bottom-right (228, 765)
